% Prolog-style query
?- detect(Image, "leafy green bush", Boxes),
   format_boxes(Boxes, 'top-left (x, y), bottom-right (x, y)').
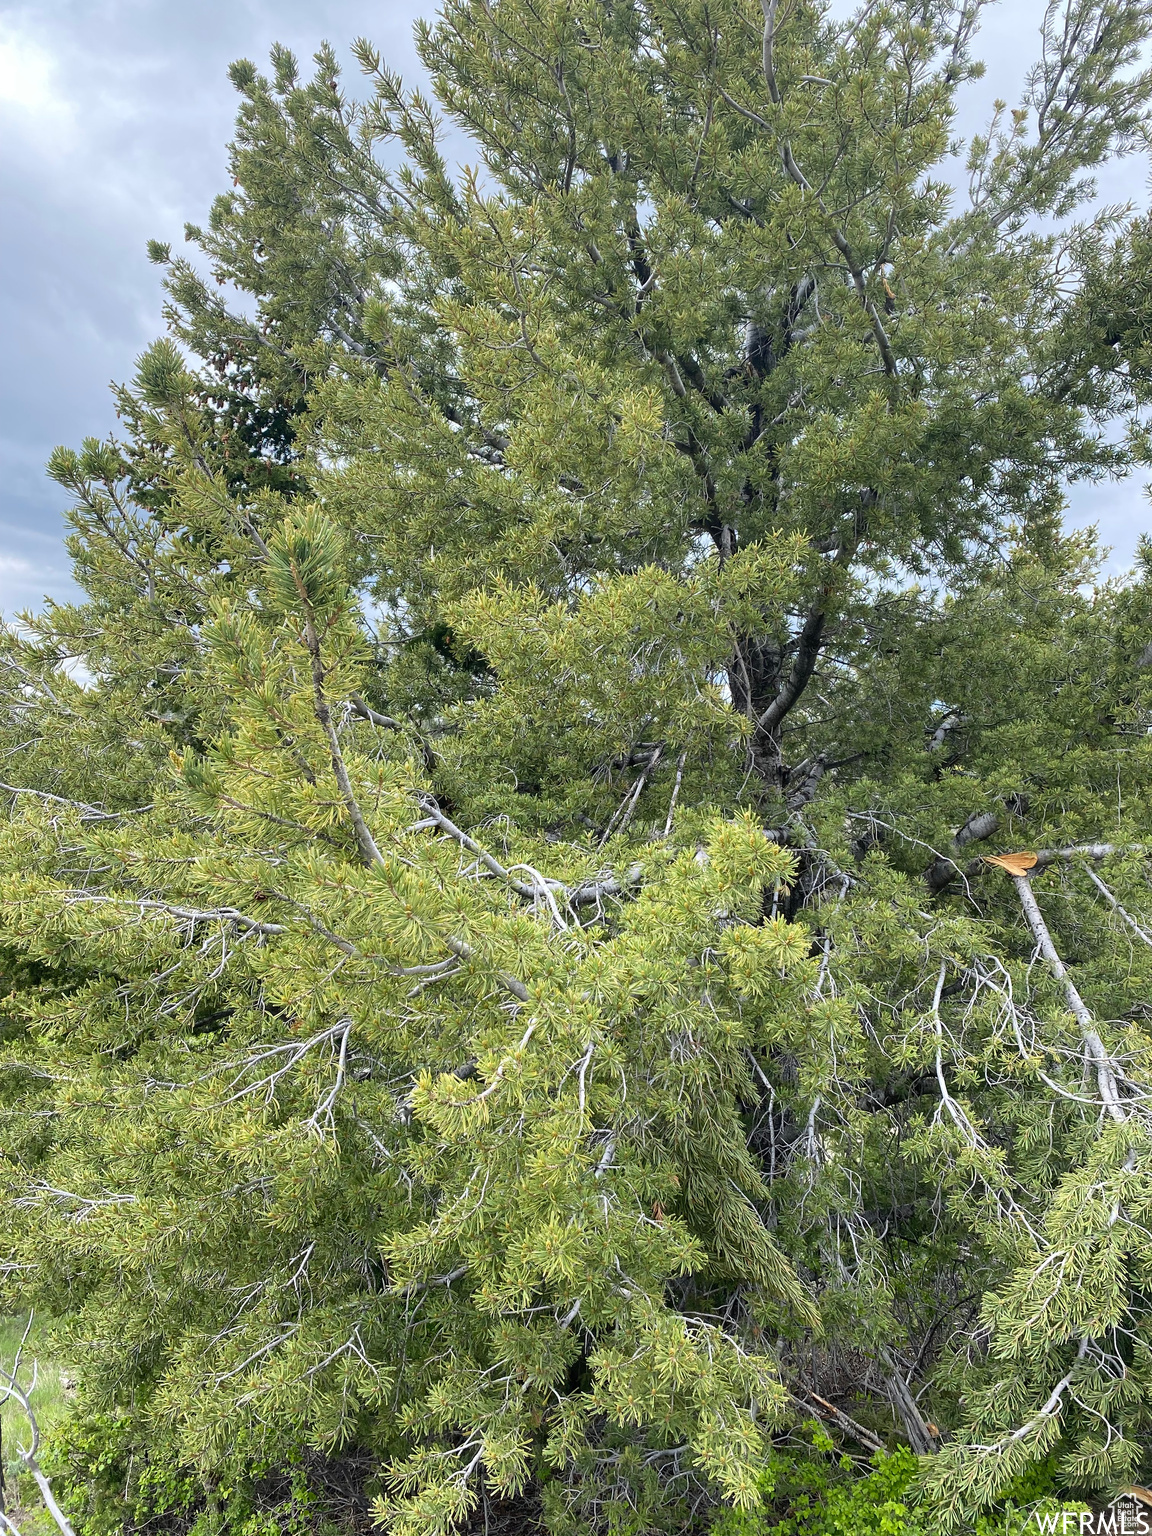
top-left (713, 1436), bottom-right (1090, 1536)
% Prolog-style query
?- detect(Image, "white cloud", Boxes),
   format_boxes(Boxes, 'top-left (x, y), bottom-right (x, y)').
top-left (0, 19), bottom-right (76, 149)
top-left (0, 22), bottom-right (55, 110)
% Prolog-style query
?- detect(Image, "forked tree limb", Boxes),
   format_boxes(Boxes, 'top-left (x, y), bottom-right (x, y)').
top-left (1081, 864), bottom-right (1152, 948)
top-left (349, 693), bottom-right (437, 774)
top-left (930, 832), bottom-right (1144, 892)
top-left (1003, 869), bottom-right (1128, 1123)
top-left (414, 794), bottom-right (643, 912)
top-left (0, 1320), bottom-right (77, 1536)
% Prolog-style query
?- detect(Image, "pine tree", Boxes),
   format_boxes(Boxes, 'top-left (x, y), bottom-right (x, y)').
top-left (4, 0), bottom-right (1152, 1532)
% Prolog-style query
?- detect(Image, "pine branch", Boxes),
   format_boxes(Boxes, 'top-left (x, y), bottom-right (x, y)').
top-left (1002, 867), bottom-right (1129, 1123)
top-left (350, 694), bottom-right (437, 774)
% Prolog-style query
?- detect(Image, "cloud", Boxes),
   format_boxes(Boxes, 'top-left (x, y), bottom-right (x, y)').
top-left (0, 21), bottom-right (65, 118)
top-left (0, 0), bottom-right (427, 618)
top-left (0, 514), bottom-right (76, 617)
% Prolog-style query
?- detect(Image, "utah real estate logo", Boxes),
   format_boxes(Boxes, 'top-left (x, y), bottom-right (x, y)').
top-left (1033, 1489), bottom-right (1152, 1534)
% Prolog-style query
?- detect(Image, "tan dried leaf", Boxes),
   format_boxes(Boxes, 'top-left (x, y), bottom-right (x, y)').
top-left (983, 851), bottom-right (1038, 877)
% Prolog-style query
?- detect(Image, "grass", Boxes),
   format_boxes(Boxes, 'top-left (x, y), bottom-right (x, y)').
top-left (0, 1313), bottom-right (69, 1534)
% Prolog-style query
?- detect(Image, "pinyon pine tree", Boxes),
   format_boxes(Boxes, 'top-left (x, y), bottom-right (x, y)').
top-left (3, 0), bottom-right (1152, 1531)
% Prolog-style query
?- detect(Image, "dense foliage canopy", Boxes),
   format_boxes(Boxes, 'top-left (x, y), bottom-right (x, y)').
top-left (5, 0), bottom-right (1152, 1531)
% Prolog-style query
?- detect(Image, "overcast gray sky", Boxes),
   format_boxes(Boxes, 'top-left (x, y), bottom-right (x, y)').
top-left (1, 0), bottom-right (1149, 618)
